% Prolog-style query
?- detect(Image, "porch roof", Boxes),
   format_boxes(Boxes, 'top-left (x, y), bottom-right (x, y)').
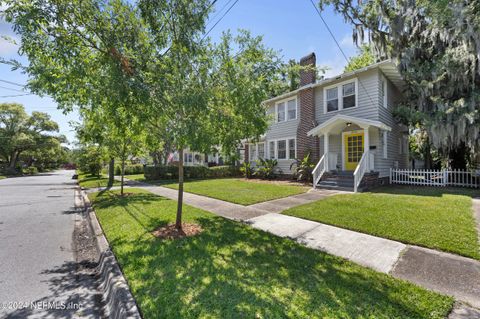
top-left (307, 114), bottom-right (391, 136)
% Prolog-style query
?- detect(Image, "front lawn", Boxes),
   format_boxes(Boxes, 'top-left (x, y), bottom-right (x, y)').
top-left (161, 178), bottom-right (309, 205)
top-left (90, 188), bottom-right (452, 319)
top-left (0, 175), bottom-right (6, 180)
top-left (284, 186), bottom-right (480, 259)
top-left (124, 173), bottom-right (146, 182)
top-left (78, 172), bottom-right (121, 189)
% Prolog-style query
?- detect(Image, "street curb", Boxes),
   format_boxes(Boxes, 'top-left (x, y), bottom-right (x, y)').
top-left (80, 189), bottom-right (142, 319)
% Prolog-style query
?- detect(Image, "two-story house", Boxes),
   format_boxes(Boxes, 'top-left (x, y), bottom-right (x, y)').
top-left (245, 53), bottom-right (409, 191)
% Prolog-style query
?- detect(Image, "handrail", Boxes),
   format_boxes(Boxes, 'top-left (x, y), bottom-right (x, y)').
top-left (353, 151), bottom-right (369, 192)
top-left (312, 154), bottom-right (326, 188)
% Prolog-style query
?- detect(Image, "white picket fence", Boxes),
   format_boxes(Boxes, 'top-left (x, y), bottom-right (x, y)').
top-left (390, 168), bottom-right (480, 188)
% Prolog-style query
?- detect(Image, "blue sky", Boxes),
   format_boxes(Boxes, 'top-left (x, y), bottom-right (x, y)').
top-left (0, 0), bottom-right (358, 144)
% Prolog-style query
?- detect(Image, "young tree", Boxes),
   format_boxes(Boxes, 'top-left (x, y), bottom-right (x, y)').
top-left (317, 0), bottom-right (480, 168)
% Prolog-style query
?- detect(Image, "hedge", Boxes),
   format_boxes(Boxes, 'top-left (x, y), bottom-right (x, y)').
top-left (115, 164), bottom-right (145, 175)
top-left (144, 165), bottom-right (240, 180)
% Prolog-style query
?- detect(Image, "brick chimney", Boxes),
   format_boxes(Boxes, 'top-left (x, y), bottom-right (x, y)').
top-left (296, 53), bottom-right (319, 162)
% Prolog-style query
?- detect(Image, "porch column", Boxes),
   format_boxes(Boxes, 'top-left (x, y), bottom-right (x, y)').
top-left (364, 126), bottom-right (370, 168)
top-left (324, 132), bottom-right (329, 171)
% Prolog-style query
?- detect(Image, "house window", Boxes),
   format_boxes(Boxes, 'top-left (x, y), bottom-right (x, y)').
top-left (288, 139), bottom-right (296, 159)
top-left (249, 144), bottom-right (257, 161)
top-left (342, 82), bottom-right (356, 109)
top-left (287, 99), bottom-right (297, 120)
top-left (380, 77), bottom-right (387, 108)
top-left (277, 140), bottom-right (287, 159)
top-left (258, 142), bottom-right (265, 160)
top-left (276, 102), bottom-right (285, 122)
top-left (269, 141), bottom-right (275, 159)
top-left (382, 131), bottom-right (388, 159)
top-left (326, 88), bottom-right (338, 112)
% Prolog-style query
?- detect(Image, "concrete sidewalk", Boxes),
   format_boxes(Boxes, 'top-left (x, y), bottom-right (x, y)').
top-left (246, 212), bottom-right (480, 311)
top-left (104, 178), bottom-right (480, 314)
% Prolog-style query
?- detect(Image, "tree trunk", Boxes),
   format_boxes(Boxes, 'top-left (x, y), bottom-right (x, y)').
top-left (449, 143), bottom-right (468, 170)
top-left (423, 136), bottom-right (432, 169)
top-left (8, 151), bottom-right (18, 169)
top-left (121, 158), bottom-right (125, 196)
top-left (175, 148), bottom-right (184, 230)
top-left (108, 157), bottom-right (115, 187)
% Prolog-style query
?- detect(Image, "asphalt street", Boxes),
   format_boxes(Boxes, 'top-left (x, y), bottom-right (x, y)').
top-left (0, 170), bottom-right (87, 318)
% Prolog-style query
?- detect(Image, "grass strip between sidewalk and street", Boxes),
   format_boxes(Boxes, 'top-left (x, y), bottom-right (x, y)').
top-left (89, 188), bottom-right (453, 319)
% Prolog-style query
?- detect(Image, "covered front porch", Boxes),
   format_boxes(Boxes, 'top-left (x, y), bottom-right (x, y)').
top-left (308, 115), bottom-right (391, 191)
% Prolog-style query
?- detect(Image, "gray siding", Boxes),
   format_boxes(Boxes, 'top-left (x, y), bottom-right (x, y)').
top-left (264, 100), bottom-right (299, 174)
top-left (315, 69), bottom-right (380, 124)
top-left (376, 72), bottom-right (409, 177)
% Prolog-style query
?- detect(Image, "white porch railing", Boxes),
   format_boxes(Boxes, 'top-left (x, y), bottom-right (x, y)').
top-left (353, 152), bottom-right (369, 193)
top-left (312, 154), bottom-right (327, 189)
top-left (390, 169), bottom-right (479, 188)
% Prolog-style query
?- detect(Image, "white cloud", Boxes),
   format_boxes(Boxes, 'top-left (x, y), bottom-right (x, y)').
top-left (317, 55), bottom-right (347, 78)
top-left (339, 33), bottom-right (356, 50)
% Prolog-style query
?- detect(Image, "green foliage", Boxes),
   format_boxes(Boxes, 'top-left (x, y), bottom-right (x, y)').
top-left (144, 165), bottom-right (240, 180)
top-left (0, 103), bottom-right (63, 172)
top-left (77, 146), bottom-right (105, 176)
top-left (240, 162), bottom-right (255, 179)
top-left (254, 158), bottom-right (279, 180)
top-left (290, 153), bottom-right (316, 183)
top-left (24, 166), bottom-right (38, 175)
top-left (114, 164), bottom-right (144, 176)
top-left (344, 45), bottom-right (376, 72)
top-left (318, 0), bottom-right (480, 155)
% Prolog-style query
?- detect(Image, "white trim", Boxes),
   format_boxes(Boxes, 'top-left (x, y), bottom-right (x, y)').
top-left (323, 78), bottom-right (359, 114)
top-left (341, 129), bottom-right (364, 171)
top-left (307, 114), bottom-right (391, 136)
top-left (263, 59), bottom-right (404, 105)
top-left (382, 131), bottom-right (388, 159)
top-left (266, 136), bottom-right (297, 160)
top-left (380, 74), bottom-right (388, 108)
top-left (274, 96), bottom-right (297, 123)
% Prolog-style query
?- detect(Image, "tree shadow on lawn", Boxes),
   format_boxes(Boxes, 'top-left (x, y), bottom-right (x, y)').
top-left (371, 185), bottom-right (479, 198)
top-left (108, 216), bottom-right (452, 319)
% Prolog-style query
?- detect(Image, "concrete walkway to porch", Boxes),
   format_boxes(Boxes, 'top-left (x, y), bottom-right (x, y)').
top-left (105, 177), bottom-right (480, 316)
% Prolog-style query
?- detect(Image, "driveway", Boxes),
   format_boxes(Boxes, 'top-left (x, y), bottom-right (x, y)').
top-left (0, 170), bottom-right (98, 318)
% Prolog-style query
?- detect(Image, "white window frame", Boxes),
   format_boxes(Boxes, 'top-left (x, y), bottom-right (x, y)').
top-left (249, 143), bottom-right (257, 162)
top-left (257, 142), bottom-right (265, 160)
top-left (268, 141), bottom-right (275, 159)
top-left (275, 96), bottom-right (297, 123)
top-left (380, 75), bottom-right (388, 108)
top-left (288, 138), bottom-right (297, 160)
top-left (267, 137), bottom-right (297, 160)
top-left (323, 78), bottom-right (359, 114)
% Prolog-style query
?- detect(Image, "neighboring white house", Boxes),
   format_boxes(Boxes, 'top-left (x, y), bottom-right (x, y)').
top-left (245, 53), bottom-right (409, 189)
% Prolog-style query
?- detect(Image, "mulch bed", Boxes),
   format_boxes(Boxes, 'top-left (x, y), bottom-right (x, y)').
top-left (152, 223), bottom-right (203, 240)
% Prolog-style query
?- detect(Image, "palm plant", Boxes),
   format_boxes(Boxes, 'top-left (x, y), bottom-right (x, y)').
top-left (290, 153), bottom-right (315, 183)
top-left (240, 162), bottom-right (255, 179)
top-left (255, 158), bottom-right (278, 180)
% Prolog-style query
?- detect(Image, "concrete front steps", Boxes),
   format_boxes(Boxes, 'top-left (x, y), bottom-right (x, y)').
top-left (316, 171), bottom-right (356, 191)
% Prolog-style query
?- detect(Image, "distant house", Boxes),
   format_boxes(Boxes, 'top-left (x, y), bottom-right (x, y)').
top-left (244, 53), bottom-right (409, 190)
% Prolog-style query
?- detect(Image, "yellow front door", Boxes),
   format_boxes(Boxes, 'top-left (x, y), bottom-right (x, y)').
top-left (344, 132), bottom-right (364, 171)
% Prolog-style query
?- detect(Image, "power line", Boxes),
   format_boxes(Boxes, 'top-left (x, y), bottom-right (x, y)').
top-left (308, 0), bottom-right (376, 107)
top-left (205, 0), bottom-right (234, 28)
top-left (0, 85), bottom-right (26, 93)
top-left (0, 93), bottom-right (32, 98)
top-left (202, 0), bottom-right (239, 41)
top-left (0, 79), bottom-right (25, 87)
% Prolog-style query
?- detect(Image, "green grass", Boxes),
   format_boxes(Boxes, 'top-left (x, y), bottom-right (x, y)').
top-left (90, 188), bottom-right (453, 319)
top-left (124, 173), bottom-right (147, 182)
top-left (78, 172), bottom-right (121, 188)
top-left (159, 178), bottom-right (309, 205)
top-left (284, 186), bottom-right (480, 259)
top-left (0, 175), bottom-right (6, 180)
